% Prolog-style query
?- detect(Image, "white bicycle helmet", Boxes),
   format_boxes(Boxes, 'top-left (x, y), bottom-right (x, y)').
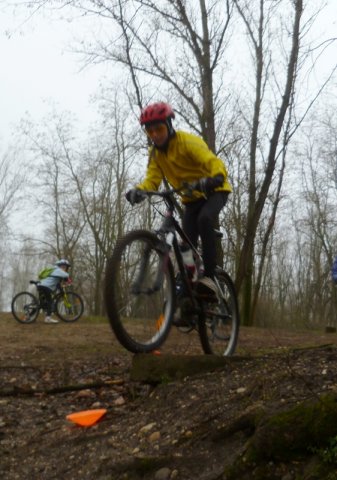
top-left (55, 259), bottom-right (71, 267)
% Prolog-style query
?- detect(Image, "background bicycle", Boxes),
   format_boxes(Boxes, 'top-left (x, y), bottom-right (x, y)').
top-left (104, 185), bottom-right (239, 356)
top-left (11, 280), bottom-right (84, 324)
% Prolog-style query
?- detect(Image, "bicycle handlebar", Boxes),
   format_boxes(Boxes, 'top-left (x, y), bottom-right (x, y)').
top-left (141, 182), bottom-right (195, 199)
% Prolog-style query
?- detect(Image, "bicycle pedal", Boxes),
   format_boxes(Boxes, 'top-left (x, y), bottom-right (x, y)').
top-left (172, 315), bottom-right (197, 328)
top-left (172, 318), bottom-right (192, 328)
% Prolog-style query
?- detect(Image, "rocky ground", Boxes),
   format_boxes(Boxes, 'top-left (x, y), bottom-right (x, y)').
top-left (1, 313), bottom-right (337, 479)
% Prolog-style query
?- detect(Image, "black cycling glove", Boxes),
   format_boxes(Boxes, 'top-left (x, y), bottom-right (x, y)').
top-left (191, 174), bottom-right (224, 195)
top-left (125, 188), bottom-right (146, 206)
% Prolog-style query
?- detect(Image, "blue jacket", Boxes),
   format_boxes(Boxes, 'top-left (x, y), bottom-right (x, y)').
top-left (332, 257), bottom-right (337, 283)
top-left (39, 267), bottom-right (69, 292)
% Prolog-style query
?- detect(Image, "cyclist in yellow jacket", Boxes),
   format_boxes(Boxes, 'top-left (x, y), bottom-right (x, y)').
top-left (126, 102), bottom-right (232, 295)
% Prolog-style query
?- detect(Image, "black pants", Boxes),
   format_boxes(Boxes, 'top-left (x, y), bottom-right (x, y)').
top-left (37, 286), bottom-right (53, 316)
top-left (182, 191), bottom-right (229, 278)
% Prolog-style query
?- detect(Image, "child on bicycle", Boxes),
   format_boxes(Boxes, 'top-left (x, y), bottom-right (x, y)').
top-left (125, 102), bottom-right (232, 297)
top-left (38, 259), bottom-right (71, 323)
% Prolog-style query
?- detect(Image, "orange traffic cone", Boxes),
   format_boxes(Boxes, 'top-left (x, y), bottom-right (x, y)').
top-left (66, 408), bottom-right (107, 427)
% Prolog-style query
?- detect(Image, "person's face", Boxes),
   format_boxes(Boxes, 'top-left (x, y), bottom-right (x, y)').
top-left (145, 122), bottom-right (169, 147)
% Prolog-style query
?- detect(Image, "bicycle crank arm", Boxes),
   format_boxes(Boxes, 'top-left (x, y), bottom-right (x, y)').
top-left (131, 285), bottom-right (161, 295)
top-left (204, 310), bottom-right (231, 321)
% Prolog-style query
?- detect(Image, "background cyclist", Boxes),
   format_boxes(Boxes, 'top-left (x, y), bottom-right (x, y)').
top-left (38, 259), bottom-right (71, 324)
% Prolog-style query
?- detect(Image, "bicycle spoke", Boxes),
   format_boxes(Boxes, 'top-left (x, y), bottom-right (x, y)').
top-left (105, 231), bottom-right (175, 353)
top-left (55, 292), bottom-right (84, 322)
top-left (11, 292), bottom-right (39, 324)
top-left (198, 270), bottom-right (240, 356)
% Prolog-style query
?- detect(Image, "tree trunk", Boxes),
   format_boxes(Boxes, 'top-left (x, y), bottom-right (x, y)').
top-left (235, 0), bottom-right (303, 325)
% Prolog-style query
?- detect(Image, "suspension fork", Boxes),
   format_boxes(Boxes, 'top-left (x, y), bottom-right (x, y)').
top-left (131, 237), bottom-right (170, 295)
top-left (62, 290), bottom-right (72, 308)
top-left (172, 237), bottom-right (199, 309)
top-left (131, 212), bottom-right (178, 295)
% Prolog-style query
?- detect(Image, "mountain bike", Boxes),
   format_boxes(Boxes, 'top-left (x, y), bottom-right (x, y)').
top-left (104, 185), bottom-right (240, 356)
top-left (11, 280), bottom-right (84, 324)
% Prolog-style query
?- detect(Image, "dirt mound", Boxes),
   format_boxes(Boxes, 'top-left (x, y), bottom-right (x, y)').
top-left (1, 314), bottom-right (337, 479)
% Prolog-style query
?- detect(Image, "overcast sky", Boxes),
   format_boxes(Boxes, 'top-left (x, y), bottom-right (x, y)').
top-left (0, 6), bottom-right (105, 148)
top-left (1, 1), bottom-right (337, 150)
top-left (0, 1), bottom-right (336, 242)
top-left (1, 5), bottom-right (109, 239)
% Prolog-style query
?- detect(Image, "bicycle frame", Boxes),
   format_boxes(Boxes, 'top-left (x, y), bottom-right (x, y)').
top-left (33, 281), bottom-right (80, 316)
top-left (105, 184), bottom-right (240, 355)
top-left (54, 284), bottom-right (71, 306)
top-left (145, 189), bottom-right (205, 312)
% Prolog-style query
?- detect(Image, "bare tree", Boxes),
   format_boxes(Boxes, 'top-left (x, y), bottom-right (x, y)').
top-left (65, 0), bottom-right (234, 150)
top-left (0, 144), bottom-right (27, 306)
top-left (20, 96), bottom-right (142, 315)
top-left (20, 112), bottom-right (86, 261)
top-left (294, 114), bottom-right (337, 329)
top-left (229, 0), bottom-right (337, 324)
top-left (0, 147), bottom-right (23, 232)
top-left (6, 0), bottom-right (337, 325)
top-left (250, 107), bottom-right (337, 330)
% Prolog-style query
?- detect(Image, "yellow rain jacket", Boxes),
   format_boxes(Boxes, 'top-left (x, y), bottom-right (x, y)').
top-left (137, 131), bottom-right (232, 203)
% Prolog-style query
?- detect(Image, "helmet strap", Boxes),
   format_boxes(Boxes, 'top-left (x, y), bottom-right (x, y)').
top-left (166, 118), bottom-right (175, 136)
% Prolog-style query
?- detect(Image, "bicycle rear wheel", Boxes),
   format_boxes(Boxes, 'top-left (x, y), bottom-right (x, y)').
top-left (198, 269), bottom-right (240, 356)
top-left (11, 292), bottom-right (40, 324)
top-left (55, 291), bottom-right (84, 322)
top-left (105, 230), bottom-right (175, 353)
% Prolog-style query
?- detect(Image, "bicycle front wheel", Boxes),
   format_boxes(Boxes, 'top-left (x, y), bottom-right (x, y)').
top-left (55, 291), bottom-right (84, 322)
top-left (105, 230), bottom-right (175, 353)
top-left (11, 292), bottom-right (40, 324)
top-left (198, 269), bottom-right (240, 356)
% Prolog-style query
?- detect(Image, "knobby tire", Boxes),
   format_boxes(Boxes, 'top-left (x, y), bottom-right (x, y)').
top-left (197, 269), bottom-right (240, 356)
top-left (105, 230), bottom-right (175, 353)
top-left (55, 291), bottom-right (84, 322)
top-left (11, 291), bottom-right (40, 324)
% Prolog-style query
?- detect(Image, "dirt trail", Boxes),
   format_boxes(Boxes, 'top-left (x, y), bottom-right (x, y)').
top-left (1, 314), bottom-right (337, 479)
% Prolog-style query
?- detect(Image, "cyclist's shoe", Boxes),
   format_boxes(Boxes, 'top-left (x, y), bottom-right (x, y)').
top-left (44, 316), bottom-right (59, 324)
top-left (172, 308), bottom-right (194, 328)
top-left (195, 277), bottom-right (218, 302)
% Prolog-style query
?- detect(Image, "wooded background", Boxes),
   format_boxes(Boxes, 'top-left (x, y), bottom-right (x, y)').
top-left (2, 0), bottom-right (337, 328)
